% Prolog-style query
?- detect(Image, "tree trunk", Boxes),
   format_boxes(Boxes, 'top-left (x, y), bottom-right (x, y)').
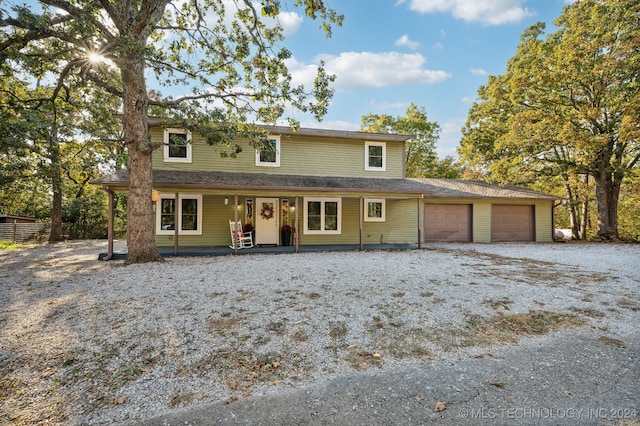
top-left (48, 119), bottom-right (64, 242)
top-left (579, 175), bottom-right (589, 240)
top-left (593, 160), bottom-right (621, 240)
top-left (121, 55), bottom-right (162, 263)
top-left (562, 176), bottom-right (581, 240)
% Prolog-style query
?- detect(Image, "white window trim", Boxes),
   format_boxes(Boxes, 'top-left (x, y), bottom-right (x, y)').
top-left (155, 193), bottom-right (203, 235)
top-left (364, 141), bottom-right (386, 171)
top-left (163, 128), bottom-right (192, 163)
top-left (255, 135), bottom-right (280, 167)
top-left (364, 198), bottom-right (386, 222)
top-left (303, 197), bottom-right (342, 235)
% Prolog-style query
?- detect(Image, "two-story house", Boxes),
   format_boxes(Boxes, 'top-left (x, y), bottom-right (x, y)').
top-left (94, 122), bottom-right (560, 255)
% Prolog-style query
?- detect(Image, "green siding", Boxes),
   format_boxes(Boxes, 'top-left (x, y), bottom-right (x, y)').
top-left (152, 129), bottom-right (405, 178)
top-left (535, 202), bottom-right (554, 242)
top-left (155, 195), bottom-right (248, 247)
top-left (472, 202), bottom-right (492, 243)
top-left (155, 195), bottom-right (420, 247)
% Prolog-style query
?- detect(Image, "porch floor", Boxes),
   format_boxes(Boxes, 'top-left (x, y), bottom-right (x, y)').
top-left (98, 244), bottom-right (421, 260)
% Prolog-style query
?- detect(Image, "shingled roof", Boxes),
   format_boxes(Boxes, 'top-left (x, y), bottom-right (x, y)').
top-left (94, 171), bottom-right (560, 200)
top-left (93, 170), bottom-right (429, 195)
top-left (412, 178), bottom-right (561, 200)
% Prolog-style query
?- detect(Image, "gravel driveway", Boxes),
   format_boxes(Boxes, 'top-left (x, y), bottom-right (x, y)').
top-left (1, 241), bottom-right (638, 425)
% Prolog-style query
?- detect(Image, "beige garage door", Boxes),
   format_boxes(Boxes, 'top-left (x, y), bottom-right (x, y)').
top-left (491, 205), bottom-right (534, 242)
top-left (424, 204), bottom-right (472, 242)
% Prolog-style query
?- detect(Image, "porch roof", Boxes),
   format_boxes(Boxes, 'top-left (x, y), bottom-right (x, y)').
top-left (410, 178), bottom-right (562, 200)
top-left (94, 170), bottom-right (561, 200)
top-left (93, 169), bottom-right (430, 196)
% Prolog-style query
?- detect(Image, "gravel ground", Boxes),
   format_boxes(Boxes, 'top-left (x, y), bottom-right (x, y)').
top-left (0, 240), bottom-right (638, 425)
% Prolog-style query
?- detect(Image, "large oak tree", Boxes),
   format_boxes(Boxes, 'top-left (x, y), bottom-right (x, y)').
top-left (459, 0), bottom-right (639, 240)
top-left (1, 0), bottom-right (342, 262)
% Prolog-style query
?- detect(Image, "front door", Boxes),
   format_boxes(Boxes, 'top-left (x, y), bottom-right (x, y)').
top-left (255, 198), bottom-right (279, 245)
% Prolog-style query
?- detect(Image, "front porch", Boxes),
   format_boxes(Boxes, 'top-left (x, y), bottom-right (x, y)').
top-left (98, 242), bottom-right (422, 261)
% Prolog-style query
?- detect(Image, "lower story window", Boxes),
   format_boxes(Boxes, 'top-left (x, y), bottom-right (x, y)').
top-left (364, 198), bottom-right (386, 222)
top-left (156, 194), bottom-right (203, 235)
top-left (304, 197), bottom-right (341, 234)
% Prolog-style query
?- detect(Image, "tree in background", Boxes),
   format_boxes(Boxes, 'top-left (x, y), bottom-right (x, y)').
top-left (360, 103), bottom-right (462, 178)
top-left (460, 0), bottom-right (639, 240)
top-left (0, 39), bottom-right (122, 242)
top-left (1, 0), bottom-right (342, 263)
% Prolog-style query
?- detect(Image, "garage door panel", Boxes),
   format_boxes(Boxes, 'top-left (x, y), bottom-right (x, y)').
top-left (425, 204), bottom-right (471, 242)
top-left (491, 205), bottom-right (534, 242)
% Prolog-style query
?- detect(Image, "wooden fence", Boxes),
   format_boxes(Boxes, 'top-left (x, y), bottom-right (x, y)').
top-left (0, 223), bottom-right (50, 242)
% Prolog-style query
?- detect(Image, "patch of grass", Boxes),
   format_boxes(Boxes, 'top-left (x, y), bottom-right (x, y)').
top-left (569, 306), bottom-right (606, 318)
top-left (329, 321), bottom-right (348, 339)
top-left (0, 240), bottom-right (36, 250)
top-left (483, 298), bottom-right (514, 311)
top-left (375, 328), bottom-right (432, 359)
top-left (490, 311), bottom-right (587, 335)
top-left (0, 240), bottom-right (36, 249)
top-left (617, 298), bottom-right (640, 311)
top-left (207, 315), bottom-right (246, 335)
top-left (597, 336), bottom-right (625, 348)
top-left (265, 320), bottom-right (287, 335)
top-left (290, 328), bottom-right (308, 342)
top-left (345, 350), bottom-right (383, 370)
top-left (167, 390), bottom-right (198, 408)
top-left (430, 310), bottom-right (588, 350)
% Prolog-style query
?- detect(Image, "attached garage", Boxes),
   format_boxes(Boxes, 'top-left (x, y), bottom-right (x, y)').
top-left (424, 204), bottom-right (472, 242)
top-left (491, 205), bottom-right (535, 242)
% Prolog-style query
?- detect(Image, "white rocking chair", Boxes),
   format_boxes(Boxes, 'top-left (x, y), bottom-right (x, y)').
top-left (229, 220), bottom-right (254, 249)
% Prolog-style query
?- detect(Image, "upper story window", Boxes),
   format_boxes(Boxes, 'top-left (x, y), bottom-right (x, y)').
top-left (255, 135), bottom-right (280, 167)
top-left (304, 197), bottom-right (341, 235)
top-left (365, 141), bottom-right (386, 171)
top-left (156, 193), bottom-right (202, 235)
top-left (164, 128), bottom-right (192, 163)
top-left (364, 198), bottom-right (386, 222)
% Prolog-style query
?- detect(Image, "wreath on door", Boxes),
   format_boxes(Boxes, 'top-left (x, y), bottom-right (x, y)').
top-left (260, 203), bottom-right (274, 220)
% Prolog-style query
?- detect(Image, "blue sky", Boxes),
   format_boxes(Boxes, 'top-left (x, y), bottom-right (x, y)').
top-left (276, 0), bottom-right (577, 158)
top-left (14, 0), bottom-right (575, 158)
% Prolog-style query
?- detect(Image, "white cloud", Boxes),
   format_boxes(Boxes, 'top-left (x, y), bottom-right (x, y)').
top-left (403, 0), bottom-right (535, 26)
top-left (469, 68), bottom-right (488, 76)
top-left (394, 34), bottom-right (421, 50)
top-left (304, 51), bottom-right (451, 91)
top-left (461, 96), bottom-right (476, 104)
top-left (432, 41), bottom-right (444, 50)
top-left (262, 11), bottom-right (304, 36)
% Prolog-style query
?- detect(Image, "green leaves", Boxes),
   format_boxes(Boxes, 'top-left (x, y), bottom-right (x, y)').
top-left (460, 0), bottom-right (640, 239)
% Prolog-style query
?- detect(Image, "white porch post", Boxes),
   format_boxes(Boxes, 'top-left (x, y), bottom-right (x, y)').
top-left (105, 188), bottom-right (114, 261)
top-left (417, 198), bottom-right (422, 249)
top-left (233, 194), bottom-right (239, 255)
top-left (359, 197), bottom-right (364, 250)
top-left (294, 196), bottom-right (299, 253)
top-left (174, 192), bottom-right (179, 255)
